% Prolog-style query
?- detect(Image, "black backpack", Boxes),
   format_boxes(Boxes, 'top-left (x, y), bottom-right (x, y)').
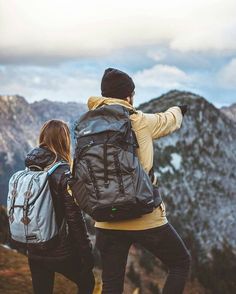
top-left (72, 104), bottom-right (158, 221)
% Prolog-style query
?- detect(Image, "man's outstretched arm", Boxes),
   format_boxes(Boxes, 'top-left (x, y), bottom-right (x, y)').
top-left (144, 106), bottom-right (185, 139)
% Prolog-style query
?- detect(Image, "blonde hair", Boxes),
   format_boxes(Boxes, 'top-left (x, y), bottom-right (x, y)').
top-left (39, 120), bottom-right (72, 165)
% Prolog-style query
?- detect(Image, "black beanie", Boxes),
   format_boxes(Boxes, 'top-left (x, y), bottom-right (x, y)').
top-left (101, 68), bottom-right (135, 99)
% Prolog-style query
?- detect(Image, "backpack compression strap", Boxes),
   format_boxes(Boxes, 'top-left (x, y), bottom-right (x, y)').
top-left (9, 170), bottom-right (28, 223)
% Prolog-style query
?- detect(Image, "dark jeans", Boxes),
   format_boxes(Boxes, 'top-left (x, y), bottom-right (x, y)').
top-left (28, 255), bottom-right (95, 294)
top-left (96, 223), bottom-right (191, 294)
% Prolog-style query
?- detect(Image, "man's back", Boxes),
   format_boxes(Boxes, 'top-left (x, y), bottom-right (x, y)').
top-left (87, 96), bottom-right (183, 230)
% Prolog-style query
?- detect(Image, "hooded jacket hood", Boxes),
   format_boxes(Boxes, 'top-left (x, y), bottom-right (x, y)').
top-left (25, 146), bottom-right (56, 169)
top-left (87, 96), bottom-right (136, 112)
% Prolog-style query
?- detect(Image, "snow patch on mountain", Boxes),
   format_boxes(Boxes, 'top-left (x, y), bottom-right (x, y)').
top-left (170, 153), bottom-right (182, 170)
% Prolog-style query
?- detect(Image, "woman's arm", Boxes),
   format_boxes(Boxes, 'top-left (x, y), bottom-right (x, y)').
top-left (59, 168), bottom-right (92, 251)
top-left (59, 168), bottom-right (94, 267)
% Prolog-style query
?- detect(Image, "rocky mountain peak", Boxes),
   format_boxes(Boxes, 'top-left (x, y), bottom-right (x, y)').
top-left (139, 90), bottom-right (236, 256)
top-left (0, 94), bottom-right (36, 125)
top-left (0, 94), bottom-right (26, 104)
top-left (139, 90), bottom-right (217, 113)
top-left (31, 98), bottom-right (87, 124)
top-left (221, 102), bottom-right (236, 122)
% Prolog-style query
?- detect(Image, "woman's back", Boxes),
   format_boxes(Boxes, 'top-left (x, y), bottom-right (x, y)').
top-left (25, 146), bottom-right (72, 260)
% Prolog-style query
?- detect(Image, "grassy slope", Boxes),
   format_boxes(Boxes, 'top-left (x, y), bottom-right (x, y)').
top-left (0, 245), bottom-right (206, 294)
top-left (0, 245), bottom-right (102, 294)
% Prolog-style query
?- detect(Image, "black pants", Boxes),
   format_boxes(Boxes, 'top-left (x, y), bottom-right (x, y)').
top-left (28, 255), bottom-right (95, 294)
top-left (96, 223), bottom-right (191, 294)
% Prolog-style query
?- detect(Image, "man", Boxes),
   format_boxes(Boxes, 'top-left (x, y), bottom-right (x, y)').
top-left (88, 68), bottom-right (191, 294)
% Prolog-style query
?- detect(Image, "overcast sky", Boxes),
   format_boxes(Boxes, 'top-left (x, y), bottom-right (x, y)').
top-left (0, 0), bottom-right (236, 107)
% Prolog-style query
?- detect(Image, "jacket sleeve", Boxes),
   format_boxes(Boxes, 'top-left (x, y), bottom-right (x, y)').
top-left (59, 167), bottom-right (92, 251)
top-left (144, 106), bottom-right (183, 139)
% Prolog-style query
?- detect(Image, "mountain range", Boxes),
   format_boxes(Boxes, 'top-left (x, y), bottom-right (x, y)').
top-left (0, 95), bottom-right (86, 204)
top-left (0, 91), bottom-right (235, 293)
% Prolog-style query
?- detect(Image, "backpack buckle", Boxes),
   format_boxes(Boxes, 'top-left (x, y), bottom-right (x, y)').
top-left (21, 216), bottom-right (31, 225)
top-left (9, 214), bottom-right (14, 223)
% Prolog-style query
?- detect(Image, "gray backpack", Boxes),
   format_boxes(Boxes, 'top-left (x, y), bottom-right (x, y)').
top-left (72, 104), bottom-right (160, 221)
top-left (7, 161), bottom-right (65, 250)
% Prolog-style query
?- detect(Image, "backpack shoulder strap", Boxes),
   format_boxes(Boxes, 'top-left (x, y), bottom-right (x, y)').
top-left (47, 161), bottom-right (68, 176)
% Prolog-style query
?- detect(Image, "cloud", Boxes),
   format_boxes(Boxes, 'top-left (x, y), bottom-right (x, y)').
top-left (132, 63), bottom-right (204, 105)
top-left (217, 58), bottom-right (236, 89)
top-left (0, 65), bottom-right (101, 102)
top-left (0, 0), bottom-right (236, 65)
top-left (1, 60), bottom-right (235, 107)
top-left (0, 62), bottom-right (195, 105)
top-left (134, 64), bottom-right (190, 89)
top-left (147, 49), bottom-right (167, 62)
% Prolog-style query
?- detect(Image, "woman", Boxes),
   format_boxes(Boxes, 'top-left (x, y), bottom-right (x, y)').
top-left (25, 120), bottom-right (95, 294)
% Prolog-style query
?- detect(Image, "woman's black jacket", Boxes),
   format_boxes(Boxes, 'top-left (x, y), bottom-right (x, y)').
top-left (25, 146), bottom-right (92, 262)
